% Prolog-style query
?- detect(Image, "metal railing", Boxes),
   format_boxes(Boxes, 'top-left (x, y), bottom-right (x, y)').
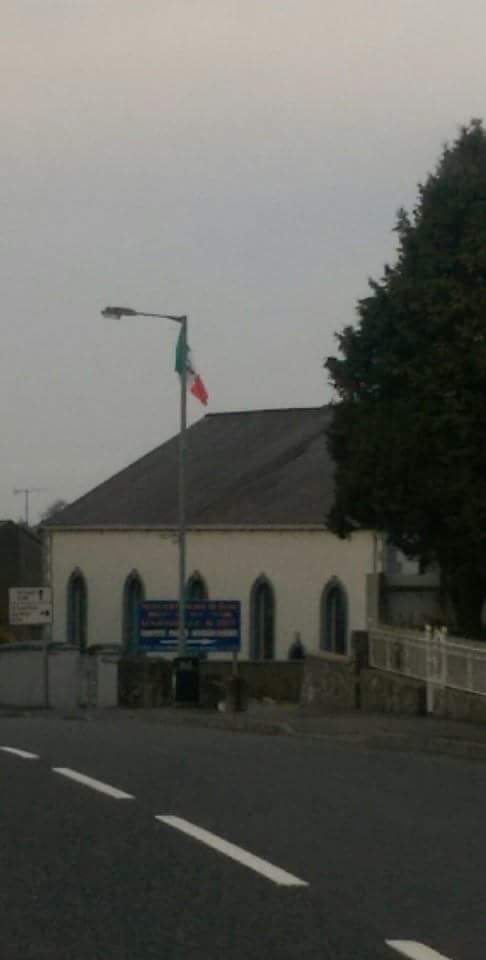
top-left (369, 625), bottom-right (486, 708)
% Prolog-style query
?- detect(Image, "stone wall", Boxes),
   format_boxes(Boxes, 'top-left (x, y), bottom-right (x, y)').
top-left (298, 630), bottom-right (428, 717)
top-left (118, 656), bottom-right (173, 708)
top-left (299, 652), bottom-right (360, 713)
top-left (200, 660), bottom-right (303, 703)
top-left (360, 668), bottom-right (426, 715)
top-left (117, 657), bottom-right (304, 708)
top-left (432, 686), bottom-right (486, 724)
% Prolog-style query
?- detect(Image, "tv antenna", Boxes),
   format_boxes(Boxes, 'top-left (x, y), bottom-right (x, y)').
top-left (13, 487), bottom-right (46, 526)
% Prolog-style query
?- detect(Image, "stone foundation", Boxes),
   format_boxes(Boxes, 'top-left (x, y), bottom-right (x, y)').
top-left (300, 652), bottom-right (360, 713)
top-left (118, 657), bottom-right (172, 708)
top-left (432, 686), bottom-right (486, 724)
top-left (199, 660), bottom-right (303, 704)
top-left (360, 668), bottom-right (426, 715)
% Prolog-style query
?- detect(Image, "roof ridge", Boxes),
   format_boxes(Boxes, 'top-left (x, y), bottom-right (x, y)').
top-left (206, 405), bottom-right (328, 418)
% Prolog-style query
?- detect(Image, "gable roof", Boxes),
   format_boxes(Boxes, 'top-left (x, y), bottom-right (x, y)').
top-left (46, 406), bottom-right (335, 528)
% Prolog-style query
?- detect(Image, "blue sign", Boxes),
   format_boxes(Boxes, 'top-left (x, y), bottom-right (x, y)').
top-left (139, 600), bottom-right (240, 652)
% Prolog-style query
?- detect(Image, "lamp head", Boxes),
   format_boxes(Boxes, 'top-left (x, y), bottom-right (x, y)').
top-left (101, 306), bottom-right (137, 318)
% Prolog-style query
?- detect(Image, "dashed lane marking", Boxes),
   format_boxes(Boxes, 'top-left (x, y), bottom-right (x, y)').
top-left (52, 767), bottom-right (134, 799)
top-left (386, 941), bottom-right (454, 959)
top-left (156, 815), bottom-right (309, 887)
top-left (1, 746), bottom-right (39, 759)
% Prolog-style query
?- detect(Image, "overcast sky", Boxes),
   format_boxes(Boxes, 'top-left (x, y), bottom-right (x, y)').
top-left (2, 0), bottom-right (485, 523)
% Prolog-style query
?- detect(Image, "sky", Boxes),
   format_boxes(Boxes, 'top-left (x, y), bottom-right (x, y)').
top-left (2, 0), bottom-right (486, 523)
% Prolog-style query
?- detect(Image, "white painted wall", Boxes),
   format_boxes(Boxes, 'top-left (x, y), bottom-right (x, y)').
top-left (0, 645), bottom-right (119, 709)
top-left (96, 656), bottom-right (119, 707)
top-left (48, 649), bottom-right (80, 709)
top-left (49, 528), bottom-right (376, 658)
top-left (0, 647), bottom-right (45, 707)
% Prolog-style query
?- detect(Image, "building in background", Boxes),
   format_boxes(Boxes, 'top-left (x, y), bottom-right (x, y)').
top-left (44, 407), bottom-right (384, 658)
top-left (0, 521), bottom-right (42, 642)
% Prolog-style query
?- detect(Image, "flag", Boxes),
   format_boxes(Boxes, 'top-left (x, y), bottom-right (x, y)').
top-left (175, 331), bottom-right (208, 406)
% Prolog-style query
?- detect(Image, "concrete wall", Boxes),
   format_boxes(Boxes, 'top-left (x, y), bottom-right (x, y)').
top-left (95, 655), bottom-right (119, 708)
top-left (0, 644), bottom-right (119, 709)
top-left (0, 644), bottom-right (81, 709)
top-left (0, 645), bottom-right (46, 707)
top-left (48, 649), bottom-right (80, 709)
top-left (50, 528), bottom-right (376, 657)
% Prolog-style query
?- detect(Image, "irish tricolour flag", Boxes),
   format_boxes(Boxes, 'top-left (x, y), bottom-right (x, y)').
top-left (175, 330), bottom-right (208, 406)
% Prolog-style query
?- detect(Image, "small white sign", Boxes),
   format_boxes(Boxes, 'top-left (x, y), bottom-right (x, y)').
top-left (9, 587), bottom-right (52, 626)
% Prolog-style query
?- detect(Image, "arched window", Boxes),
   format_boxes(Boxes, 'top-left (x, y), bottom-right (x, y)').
top-left (320, 578), bottom-right (348, 655)
top-left (67, 569), bottom-right (87, 650)
top-left (250, 576), bottom-right (275, 660)
top-left (186, 572), bottom-right (208, 601)
top-left (122, 571), bottom-right (145, 654)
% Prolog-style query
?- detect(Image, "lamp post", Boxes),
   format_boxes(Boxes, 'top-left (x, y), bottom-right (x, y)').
top-left (101, 305), bottom-right (188, 656)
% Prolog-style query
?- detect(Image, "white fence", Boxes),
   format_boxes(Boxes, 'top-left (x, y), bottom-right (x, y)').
top-left (369, 625), bottom-right (486, 711)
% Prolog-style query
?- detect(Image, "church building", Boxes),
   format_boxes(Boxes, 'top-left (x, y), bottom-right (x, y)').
top-left (45, 407), bottom-right (382, 659)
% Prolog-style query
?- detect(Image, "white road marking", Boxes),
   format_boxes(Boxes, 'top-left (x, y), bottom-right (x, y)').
top-left (52, 767), bottom-right (134, 800)
top-left (1, 746), bottom-right (39, 759)
top-left (386, 941), bottom-right (453, 960)
top-left (156, 815), bottom-right (309, 887)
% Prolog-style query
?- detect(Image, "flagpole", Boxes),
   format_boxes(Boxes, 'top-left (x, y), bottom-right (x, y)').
top-left (178, 315), bottom-right (188, 656)
top-left (101, 305), bottom-right (194, 660)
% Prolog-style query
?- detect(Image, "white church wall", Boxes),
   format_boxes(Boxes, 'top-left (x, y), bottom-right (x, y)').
top-left (49, 528), bottom-right (375, 658)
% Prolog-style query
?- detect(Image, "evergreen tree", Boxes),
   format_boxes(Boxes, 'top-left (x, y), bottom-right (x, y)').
top-left (325, 120), bottom-right (486, 636)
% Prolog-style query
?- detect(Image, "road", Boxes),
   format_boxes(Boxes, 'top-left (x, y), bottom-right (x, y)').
top-left (0, 711), bottom-right (484, 960)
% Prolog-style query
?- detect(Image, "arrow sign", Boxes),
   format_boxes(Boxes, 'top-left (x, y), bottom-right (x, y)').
top-left (9, 588), bottom-right (53, 625)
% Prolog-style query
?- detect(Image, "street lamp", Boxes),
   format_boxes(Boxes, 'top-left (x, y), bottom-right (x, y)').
top-left (101, 305), bottom-right (188, 657)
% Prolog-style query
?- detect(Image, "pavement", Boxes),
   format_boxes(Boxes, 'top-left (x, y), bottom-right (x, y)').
top-left (5, 699), bottom-right (486, 763)
top-left (119, 700), bottom-right (486, 764)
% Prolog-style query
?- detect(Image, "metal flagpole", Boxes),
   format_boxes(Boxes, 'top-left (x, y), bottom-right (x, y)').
top-left (100, 305), bottom-right (190, 661)
top-left (178, 315), bottom-right (188, 656)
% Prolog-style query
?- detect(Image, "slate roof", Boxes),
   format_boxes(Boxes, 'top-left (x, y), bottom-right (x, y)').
top-left (46, 407), bottom-right (335, 528)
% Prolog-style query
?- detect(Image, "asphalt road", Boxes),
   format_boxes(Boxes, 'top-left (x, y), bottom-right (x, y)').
top-left (0, 712), bottom-right (485, 960)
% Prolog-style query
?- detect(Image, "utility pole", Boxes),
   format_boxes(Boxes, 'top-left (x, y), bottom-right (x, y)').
top-left (13, 487), bottom-right (45, 526)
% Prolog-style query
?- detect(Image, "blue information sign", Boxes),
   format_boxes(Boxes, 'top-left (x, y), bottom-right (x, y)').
top-left (139, 600), bottom-right (240, 652)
